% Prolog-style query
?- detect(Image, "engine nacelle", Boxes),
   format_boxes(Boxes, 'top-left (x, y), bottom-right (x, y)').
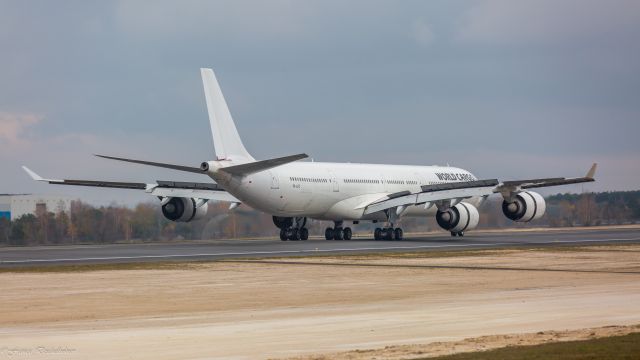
top-left (436, 202), bottom-right (480, 233)
top-left (502, 191), bottom-right (546, 222)
top-left (161, 197), bottom-right (208, 222)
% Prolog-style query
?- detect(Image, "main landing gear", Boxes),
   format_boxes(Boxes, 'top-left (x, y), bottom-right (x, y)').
top-left (374, 227), bottom-right (403, 240)
top-left (274, 216), bottom-right (309, 241)
top-left (326, 220), bottom-right (405, 241)
top-left (275, 217), bottom-right (405, 241)
top-left (450, 231), bottom-right (464, 237)
top-left (325, 221), bottom-right (353, 240)
top-left (373, 209), bottom-right (404, 240)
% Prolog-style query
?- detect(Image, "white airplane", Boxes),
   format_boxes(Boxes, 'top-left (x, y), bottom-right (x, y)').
top-left (23, 68), bottom-right (597, 241)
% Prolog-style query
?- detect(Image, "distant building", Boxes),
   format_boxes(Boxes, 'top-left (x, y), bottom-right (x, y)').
top-left (0, 194), bottom-right (72, 221)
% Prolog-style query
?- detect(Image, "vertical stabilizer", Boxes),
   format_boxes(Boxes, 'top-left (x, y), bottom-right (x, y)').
top-left (201, 68), bottom-right (254, 161)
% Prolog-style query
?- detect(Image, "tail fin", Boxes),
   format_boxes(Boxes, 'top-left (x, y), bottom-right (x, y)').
top-left (201, 68), bottom-right (254, 161)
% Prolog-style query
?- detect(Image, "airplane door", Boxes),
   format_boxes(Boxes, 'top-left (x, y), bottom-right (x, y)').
top-left (329, 171), bottom-right (339, 192)
top-left (268, 171), bottom-right (285, 211)
top-left (270, 171), bottom-right (279, 189)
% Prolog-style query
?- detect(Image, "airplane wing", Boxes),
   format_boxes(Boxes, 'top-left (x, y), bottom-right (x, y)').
top-left (494, 163), bottom-right (597, 199)
top-left (363, 179), bottom-right (499, 214)
top-left (362, 164), bottom-right (597, 215)
top-left (21, 166), bottom-right (239, 202)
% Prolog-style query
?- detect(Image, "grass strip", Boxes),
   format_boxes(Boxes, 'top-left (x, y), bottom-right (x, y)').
top-left (425, 332), bottom-right (640, 360)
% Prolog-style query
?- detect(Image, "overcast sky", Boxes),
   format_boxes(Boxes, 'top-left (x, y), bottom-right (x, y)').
top-left (1, 0), bottom-right (639, 205)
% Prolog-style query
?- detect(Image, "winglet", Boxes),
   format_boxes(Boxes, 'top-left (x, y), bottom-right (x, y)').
top-left (22, 166), bottom-right (44, 181)
top-left (586, 163), bottom-right (597, 179)
top-left (21, 166), bottom-right (64, 183)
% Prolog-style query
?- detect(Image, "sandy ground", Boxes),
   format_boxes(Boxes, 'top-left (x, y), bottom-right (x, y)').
top-left (1, 246), bottom-right (639, 360)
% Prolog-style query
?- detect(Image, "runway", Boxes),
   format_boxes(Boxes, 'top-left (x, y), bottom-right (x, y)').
top-left (1, 227), bottom-right (639, 267)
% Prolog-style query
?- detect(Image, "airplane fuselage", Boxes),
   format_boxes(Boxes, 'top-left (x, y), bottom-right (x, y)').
top-left (209, 161), bottom-right (485, 221)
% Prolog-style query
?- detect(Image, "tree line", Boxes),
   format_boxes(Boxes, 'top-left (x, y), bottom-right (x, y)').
top-left (1, 191), bottom-right (638, 246)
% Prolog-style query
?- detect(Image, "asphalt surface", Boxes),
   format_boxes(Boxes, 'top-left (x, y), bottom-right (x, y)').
top-left (1, 227), bottom-right (639, 267)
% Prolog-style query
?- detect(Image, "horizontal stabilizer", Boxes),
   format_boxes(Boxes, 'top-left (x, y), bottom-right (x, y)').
top-left (95, 154), bottom-right (204, 174)
top-left (221, 153), bottom-right (308, 176)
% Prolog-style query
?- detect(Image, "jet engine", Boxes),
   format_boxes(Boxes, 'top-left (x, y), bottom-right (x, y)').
top-left (161, 197), bottom-right (208, 222)
top-left (502, 191), bottom-right (546, 222)
top-left (436, 202), bottom-right (480, 233)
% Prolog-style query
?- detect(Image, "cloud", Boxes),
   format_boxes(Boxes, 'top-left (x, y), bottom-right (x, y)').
top-left (0, 112), bottom-right (43, 149)
top-left (411, 18), bottom-right (435, 46)
top-left (114, 0), bottom-right (312, 41)
top-left (456, 0), bottom-right (640, 45)
top-left (0, 112), bottom-right (111, 156)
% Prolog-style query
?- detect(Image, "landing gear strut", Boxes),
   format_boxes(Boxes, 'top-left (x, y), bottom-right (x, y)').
top-left (325, 221), bottom-right (353, 240)
top-left (274, 216), bottom-right (309, 241)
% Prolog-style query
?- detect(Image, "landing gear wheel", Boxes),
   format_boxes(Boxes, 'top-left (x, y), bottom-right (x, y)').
top-left (300, 227), bottom-right (309, 240)
top-left (457, 231), bottom-right (464, 237)
top-left (394, 228), bottom-right (403, 240)
top-left (450, 231), bottom-right (457, 237)
top-left (343, 227), bottom-right (352, 240)
top-left (334, 227), bottom-right (344, 240)
top-left (325, 227), bottom-right (334, 240)
top-left (288, 227), bottom-right (300, 241)
top-left (280, 229), bottom-right (288, 241)
top-left (374, 228), bottom-right (382, 241)
top-left (384, 228), bottom-right (393, 240)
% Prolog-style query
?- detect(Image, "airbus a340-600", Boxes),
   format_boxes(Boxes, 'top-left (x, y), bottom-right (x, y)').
top-left (23, 69), bottom-right (597, 241)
